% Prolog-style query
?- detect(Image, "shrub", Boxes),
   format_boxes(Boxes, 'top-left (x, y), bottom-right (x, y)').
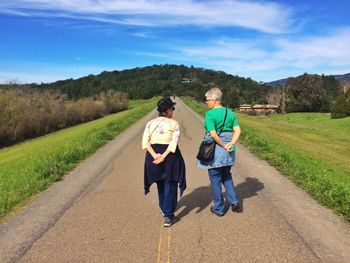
top-left (98, 90), bottom-right (128, 114)
top-left (331, 94), bottom-right (350, 119)
top-left (0, 88), bottom-right (128, 147)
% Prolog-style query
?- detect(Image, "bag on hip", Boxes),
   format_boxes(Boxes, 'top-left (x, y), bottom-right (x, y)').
top-left (196, 140), bottom-right (216, 162)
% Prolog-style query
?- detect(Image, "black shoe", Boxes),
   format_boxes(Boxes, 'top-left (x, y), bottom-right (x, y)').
top-left (210, 207), bottom-right (223, 217)
top-left (231, 203), bottom-right (240, 212)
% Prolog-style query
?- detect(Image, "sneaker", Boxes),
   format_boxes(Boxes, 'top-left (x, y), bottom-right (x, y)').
top-left (210, 207), bottom-right (223, 217)
top-left (163, 217), bottom-right (174, 227)
top-left (231, 203), bottom-right (240, 212)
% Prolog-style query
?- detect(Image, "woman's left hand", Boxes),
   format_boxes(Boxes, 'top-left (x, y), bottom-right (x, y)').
top-left (153, 153), bottom-right (162, 160)
top-left (153, 155), bottom-right (165, 164)
top-left (224, 143), bottom-right (233, 152)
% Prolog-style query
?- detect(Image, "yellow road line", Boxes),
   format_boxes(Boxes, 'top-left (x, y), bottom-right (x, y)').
top-left (167, 228), bottom-right (171, 263)
top-left (157, 224), bottom-right (163, 263)
top-left (157, 224), bottom-right (171, 263)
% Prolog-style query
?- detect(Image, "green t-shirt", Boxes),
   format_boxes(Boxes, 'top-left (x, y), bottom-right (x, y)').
top-left (204, 107), bottom-right (239, 132)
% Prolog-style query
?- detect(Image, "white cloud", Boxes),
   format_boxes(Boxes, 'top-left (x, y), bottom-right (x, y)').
top-left (133, 51), bottom-right (173, 58)
top-left (2, 27), bottom-right (349, 83)
top-left (274, 28), bottom-right (350, 67)
top-left (180, 38), bottom-right (267, 60)
top-left (172, 28), bottom-right (350, 81)
top-left (131, 31), bottom-right (151, 38)
top-left (0, 0), bottom-right (293, 33)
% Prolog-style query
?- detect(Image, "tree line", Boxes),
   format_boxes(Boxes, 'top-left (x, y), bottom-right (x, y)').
top-left (266, 73), bottom-right (349, 118)
top-left (1, 65), bottom-right (349, 148)
top-left (8, 64), bottom-right (345, 116)
top-left (3, 64), bottom-right (271, 109)
top-left (0, 87), bottom-right (127, 147)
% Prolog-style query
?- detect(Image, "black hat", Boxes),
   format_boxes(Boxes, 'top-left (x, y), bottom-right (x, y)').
top-left (157, 97), bottom-right (176, 113)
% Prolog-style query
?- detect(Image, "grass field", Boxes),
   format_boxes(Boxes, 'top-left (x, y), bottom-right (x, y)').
top-left (0, 98), bottom-right (157, 218)
top-left (183, 97), bottom-right (350, 222)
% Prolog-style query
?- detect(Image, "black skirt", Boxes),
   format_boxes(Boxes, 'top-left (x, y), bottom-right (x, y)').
top-left (144, 144), bottom-right (186, 196)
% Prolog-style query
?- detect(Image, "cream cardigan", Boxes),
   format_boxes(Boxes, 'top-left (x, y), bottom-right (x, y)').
top-left (142, 117), bottom-right (180, 153)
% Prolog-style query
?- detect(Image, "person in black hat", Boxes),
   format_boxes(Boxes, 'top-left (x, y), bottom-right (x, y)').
top-left (156, 97), bottom-right (176, 115)
top-left (142, 97), bottom-right (186, 227)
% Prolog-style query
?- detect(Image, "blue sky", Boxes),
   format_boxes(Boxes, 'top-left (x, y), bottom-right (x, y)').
top-left (0, 0), bottom-right (350, 84)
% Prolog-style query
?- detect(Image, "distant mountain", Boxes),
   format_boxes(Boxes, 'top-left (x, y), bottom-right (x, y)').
top-left (266, 72), bottom-right (350, 87)
top-left (265, 78), bottom-right (290, 88)
top-left (333, 73), bottom-right (350, 82)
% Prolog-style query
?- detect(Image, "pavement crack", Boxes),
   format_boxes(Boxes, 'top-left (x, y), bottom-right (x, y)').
top-left (179, 119), bottom-right (192, 141)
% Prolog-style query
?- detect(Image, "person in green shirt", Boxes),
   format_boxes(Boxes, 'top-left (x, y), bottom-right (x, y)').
top-left (197, 87), bottom-right (241, 216)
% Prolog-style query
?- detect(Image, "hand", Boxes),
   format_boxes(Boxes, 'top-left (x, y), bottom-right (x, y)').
top-left (153, 155), bottom-right (165, 164)
top-left (153, 153), bottom-right (162, 160)
top-left (225, 143), bottom-right (233, 152)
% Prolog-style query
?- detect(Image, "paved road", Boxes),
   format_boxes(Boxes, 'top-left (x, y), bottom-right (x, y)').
top-left (1, 98), bottom-right (350, 262)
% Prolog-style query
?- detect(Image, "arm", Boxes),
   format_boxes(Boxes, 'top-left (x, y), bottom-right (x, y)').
top-left (142, 121), bottom-right (161, 160)
top-left (224, 126), bottom-right (241, 152)
top-left (209, 130), bottom-right (226, 148)
top-left (153, 149), bottom-right (171, 164)
top-left (153, 121), bottom-right (179, 164)
top-left (147, 145), bottom-right (162, 160)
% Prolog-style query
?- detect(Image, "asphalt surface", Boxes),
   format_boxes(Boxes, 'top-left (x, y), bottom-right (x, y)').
top-left (1, 98), bottom-right (350, 263)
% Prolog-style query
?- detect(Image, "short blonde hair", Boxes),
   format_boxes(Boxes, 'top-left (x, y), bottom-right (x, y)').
top-left (205, 87), bottom-right (222, 101)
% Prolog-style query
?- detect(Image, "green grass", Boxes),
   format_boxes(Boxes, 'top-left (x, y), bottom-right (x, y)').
top-left (183, 97), bottom-right (350, 222)
top-left (0, 98), bottom-right (158, 217)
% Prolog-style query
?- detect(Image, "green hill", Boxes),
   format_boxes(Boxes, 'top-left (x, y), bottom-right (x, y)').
top-left (15, 64), bottom-right (270, 108)
top-left (1, 64), bottom-right (346, 112)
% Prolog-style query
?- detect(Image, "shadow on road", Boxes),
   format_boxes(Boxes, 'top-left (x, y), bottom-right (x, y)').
top-left (176, 177), bottom-right (264, 219)
top-left (224, 177), bottom-right (265, 213)
top-left (176, 186), bottom-right (212, 220)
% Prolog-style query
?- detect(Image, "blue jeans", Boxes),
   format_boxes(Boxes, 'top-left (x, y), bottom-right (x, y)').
top-left (208, 166), bottom-right (239, 215)
top-left (156, 180), bottom-right (178, 218)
